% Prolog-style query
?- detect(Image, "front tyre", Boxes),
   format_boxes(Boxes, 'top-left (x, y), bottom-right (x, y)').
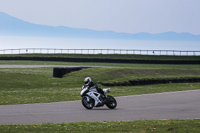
top-left (82, 96), bottom-right (94, 109)
top-left (105, 95), bottom-right (117, 109)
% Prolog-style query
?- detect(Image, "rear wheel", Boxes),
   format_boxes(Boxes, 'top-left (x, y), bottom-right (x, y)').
top-left (105, 95), bottom-right (117, 109)
top-left (82, 96), bottom-right (94, 109)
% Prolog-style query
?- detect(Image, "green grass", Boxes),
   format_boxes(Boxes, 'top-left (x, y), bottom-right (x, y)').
top-left (0, 67), bottom-right (79, 104)
top-left (0, 54), bottom-right (200, 105)
top-left (0, 119), bottom-right (200, 132)
top-left (86, 67), bottom-right (200, 84)
top-left (0, 66), bottom-right (200, 105)
top-left (1, 60), bottom-right (200, 69)
top-left (1, 53), bottom-right (200, 60)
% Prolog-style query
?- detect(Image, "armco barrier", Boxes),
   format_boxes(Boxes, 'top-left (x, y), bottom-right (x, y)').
top-left (53, 67), bottom-right (91, 78)
top-left (101, 77), bottom-right (200, 86)
top-left (0, 57), bottom-right (200, 64)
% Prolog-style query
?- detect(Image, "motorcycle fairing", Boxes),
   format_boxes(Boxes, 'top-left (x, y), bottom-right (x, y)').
top-left (86, 91), bottom-right (102, 106)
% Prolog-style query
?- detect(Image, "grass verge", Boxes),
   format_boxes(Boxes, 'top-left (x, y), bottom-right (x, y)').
top-left (1, 60), bottom-right (200, 69)
top-left (0, 119), bottom-right (200, 132)
top-left (0, 66), bottom-right (200, 105)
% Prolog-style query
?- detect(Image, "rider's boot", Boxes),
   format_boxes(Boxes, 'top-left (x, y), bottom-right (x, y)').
top-left (102, 93), bottom-right (108, 104)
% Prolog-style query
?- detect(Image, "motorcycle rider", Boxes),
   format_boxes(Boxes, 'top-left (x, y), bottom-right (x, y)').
top-left (84, 77), bottom-right (107, 98)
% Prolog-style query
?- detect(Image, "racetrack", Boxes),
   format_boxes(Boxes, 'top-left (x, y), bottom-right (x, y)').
top-left (0, 90), bottom-right (200, 125)
top-left (0, 65), bottom-right (98, 68)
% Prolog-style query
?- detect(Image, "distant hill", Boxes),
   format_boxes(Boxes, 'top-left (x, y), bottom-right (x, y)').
top-left (0, 12), bottom-right (200, 41)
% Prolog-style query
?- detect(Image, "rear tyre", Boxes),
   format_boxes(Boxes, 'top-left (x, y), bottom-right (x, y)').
top-left (105, 95), bottom-right (117, 109)
top-left (82, 96), bottom-right (94, 109)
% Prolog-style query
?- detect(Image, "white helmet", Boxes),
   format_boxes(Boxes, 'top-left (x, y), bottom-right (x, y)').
top-left (84, 77), bottom-right (91, 85)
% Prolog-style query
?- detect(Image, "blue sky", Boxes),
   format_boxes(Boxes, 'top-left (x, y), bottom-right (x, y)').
top-left (0, 0), bottom-right (200, 35)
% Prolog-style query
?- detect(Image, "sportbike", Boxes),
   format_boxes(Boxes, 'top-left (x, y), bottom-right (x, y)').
top-left (80, 86), bottom-right (117, 109)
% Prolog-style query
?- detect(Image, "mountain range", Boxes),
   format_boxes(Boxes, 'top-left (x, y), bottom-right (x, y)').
top-left (0, 12), bottom-right (200, 41)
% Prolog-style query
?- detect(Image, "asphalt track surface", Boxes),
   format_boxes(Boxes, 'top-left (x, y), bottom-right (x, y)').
top-left (0, 65), bottom-right (99, 68)
top-left (0, 90), bottom-right (200, 125)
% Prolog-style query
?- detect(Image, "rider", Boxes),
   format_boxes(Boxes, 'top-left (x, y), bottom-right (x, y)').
top-left (84, 77), bottom-right (106, 98)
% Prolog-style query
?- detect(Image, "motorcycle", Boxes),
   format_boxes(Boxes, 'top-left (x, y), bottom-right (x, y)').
top-left (80, 86), bottom-right (117, 109)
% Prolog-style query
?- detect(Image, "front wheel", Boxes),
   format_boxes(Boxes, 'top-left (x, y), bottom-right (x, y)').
top-left (82, 96), bottom-right (94, 109)
top-left (105, 95), bottom-right (117, 109)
